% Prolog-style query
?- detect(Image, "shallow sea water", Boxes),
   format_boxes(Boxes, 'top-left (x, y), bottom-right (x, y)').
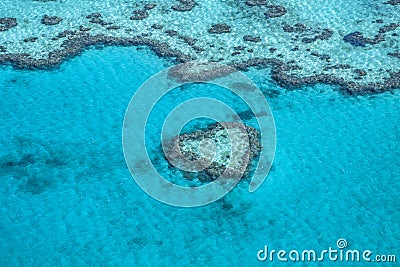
top-left (0, 46), bottom-right (399, 266)
top-left (0, 0), bottom-right (399, 85)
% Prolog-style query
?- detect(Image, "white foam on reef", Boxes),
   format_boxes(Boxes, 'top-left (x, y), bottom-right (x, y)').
top-left (0, 0), bottom-right (399, 86)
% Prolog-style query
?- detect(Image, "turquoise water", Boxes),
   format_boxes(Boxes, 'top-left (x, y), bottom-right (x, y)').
top-left (1, 46), bottom-right (399, 265)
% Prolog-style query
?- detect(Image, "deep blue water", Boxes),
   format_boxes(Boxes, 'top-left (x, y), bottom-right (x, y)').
top-left (0, 46), bottom-right (399, 265)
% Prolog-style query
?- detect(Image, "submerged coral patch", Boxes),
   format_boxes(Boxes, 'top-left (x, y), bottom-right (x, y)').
top-left (163, 122), bottom-right (261, 182)
top-left (171, 0), bottom-right (197, 12)
top-left (264, 5), bottom-right (287, 18)
top-left (384, 0), bottom-right (400, 5)
top-left (130, 9), bottom-right (149, 21)
top-left (245, 0), bottom-right (268, 7)
top-left (0, 17), bottom-right (17, 31)
top-left (208, 23), bottom-right (232, 34)
top-left (41, 15), bottom-right (63, 26)
top-left (243, 35), bottom-right (262, 42)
